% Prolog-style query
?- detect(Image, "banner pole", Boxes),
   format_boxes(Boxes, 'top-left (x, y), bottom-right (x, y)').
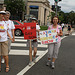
top-left (29, 39), bottom-right (32, 62)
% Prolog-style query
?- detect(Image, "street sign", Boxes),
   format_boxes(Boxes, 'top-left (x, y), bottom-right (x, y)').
top-left (24, 23), bottom-right (36, 39)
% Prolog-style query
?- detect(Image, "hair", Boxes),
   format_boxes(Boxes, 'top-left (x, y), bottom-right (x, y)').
top-left (51, 16), bottom-right (59, 24)
top-left (5, 11), bottom-right (11, 15)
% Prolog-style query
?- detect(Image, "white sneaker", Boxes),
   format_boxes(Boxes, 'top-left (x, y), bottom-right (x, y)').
top-left (1, 58), bottom-right (5, 64)
top-left (51, 62), bottom-right (55, 69)
top-left (46, 60), bottom-right (51, 66)
top-left (33, 57), bottom-right (37, 63)
top-left (29, 61), bottom-right (32, 66)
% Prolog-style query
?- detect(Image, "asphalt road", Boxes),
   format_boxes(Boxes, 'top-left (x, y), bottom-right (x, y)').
top-left (0, 32), bottom-right (75, 75)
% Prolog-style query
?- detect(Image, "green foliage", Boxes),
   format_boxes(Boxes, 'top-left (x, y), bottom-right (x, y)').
top-left (51, 11), bottom-right (75, 25)
top-left (40, 26), bottom-right (48, 30)
top-left (4, 0), bottom-right (25, 15)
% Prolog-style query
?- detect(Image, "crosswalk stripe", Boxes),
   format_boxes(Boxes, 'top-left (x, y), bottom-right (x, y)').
top-left (72, 33), bottom-right (75, 35)
top-left (15, 39), bottom-right (41, 42)
top-left (11, 43), bottom-right (47, 47)
top-left (9, 50), bottom-right (45, 55)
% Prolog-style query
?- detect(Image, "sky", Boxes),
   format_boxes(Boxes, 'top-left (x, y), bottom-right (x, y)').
top-left (49, 0), bottom-right (75, 13)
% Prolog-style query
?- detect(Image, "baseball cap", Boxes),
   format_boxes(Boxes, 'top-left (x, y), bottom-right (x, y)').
top-left (0, 11), bottom-right (6, 14)
top-left (32, 18), bottom-right (37, 21)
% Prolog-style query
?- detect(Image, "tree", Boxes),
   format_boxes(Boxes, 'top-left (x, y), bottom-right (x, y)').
top-left (4, 0), bottom-right (25, 20)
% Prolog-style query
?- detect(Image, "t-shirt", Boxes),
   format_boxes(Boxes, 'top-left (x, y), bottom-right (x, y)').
top-left (36, 25), bottom-right (40, 38)
top-left (48, 25), bottom-right (62, 42)
top-left (5, 20), bottom-right (15, 38)
top-left (0, 21), bottom-right (8, 42)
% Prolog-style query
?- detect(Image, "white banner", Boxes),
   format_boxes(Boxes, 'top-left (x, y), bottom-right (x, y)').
top-left (39, 29), bottom-right (58, 44)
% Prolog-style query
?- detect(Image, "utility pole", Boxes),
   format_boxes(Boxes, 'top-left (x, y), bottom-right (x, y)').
top-left (54, 0), bottom-right (62, 16)
top-left (55, 2), bottom-right (58, 16)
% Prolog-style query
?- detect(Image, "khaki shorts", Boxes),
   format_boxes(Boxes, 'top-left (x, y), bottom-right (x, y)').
top-left (0, 41), bottom-right (8, 56)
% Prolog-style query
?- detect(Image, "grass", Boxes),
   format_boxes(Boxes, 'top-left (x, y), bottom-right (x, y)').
top-left (40, 25), bottom-right (48, 30)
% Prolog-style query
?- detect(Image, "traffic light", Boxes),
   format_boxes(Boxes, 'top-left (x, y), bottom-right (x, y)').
top-left (55, 0), bottom-right (58, 3)
top-left (59, 0), bottom-right (62, 1)
top-left (52, 5), bottom-right (61, 11)
top-left (52, 5), bottom-right (55, 11)
top-left (54, 0), bottom-right (62, 3)
top-left (57, 6), bottom-right (61, 11)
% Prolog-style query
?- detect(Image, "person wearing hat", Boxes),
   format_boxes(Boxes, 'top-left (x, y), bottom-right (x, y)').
top-left (27, 18), bottom-right (40, 66)
top-left (0, 11), bottom-right (13, 72)
top-left (1, 11), bottom-right (15, 64)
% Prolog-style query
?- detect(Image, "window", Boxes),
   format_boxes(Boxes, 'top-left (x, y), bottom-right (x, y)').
top-left (13, 21), bottom-right (19, 25)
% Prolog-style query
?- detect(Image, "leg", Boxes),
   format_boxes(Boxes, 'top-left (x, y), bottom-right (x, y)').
top-left (0, 43), bottom-right (1, 71)
top-left (3, 56), bottom-right (9, 72)
top-left (33, 47), bottom-right (37, 58)
top-left (29, 40), bottom-right (33, 66)
top-left (46, 43), bottom-right (54, 66)
top-left (33, 42), bottom-right (37, 63)
top-left (51, 42), bottom-right (61, 69)
top-left (8, 39), bottom-right (11, 53)
top-left (2, 41), bottom-right (9, 72)
top-left (48, 43), bottom-right (54, 60)
top-left (0, 56), bottom-right (1, 71)
top-left (52, 42), bottom-right (61, 62)
top-left (3, 56), bottom-right (9, 67)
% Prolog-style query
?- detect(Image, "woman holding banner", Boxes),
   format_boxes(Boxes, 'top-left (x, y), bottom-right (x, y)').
top-left (27, 18), bottom-right (40, 66)
top-left (46, 16), bottom-right (63, 69)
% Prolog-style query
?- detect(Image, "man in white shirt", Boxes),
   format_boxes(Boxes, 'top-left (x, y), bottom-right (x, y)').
top-left (1, 11), bottom-right (15, 64)
top-left (0, 11), bottom-right (13, 72)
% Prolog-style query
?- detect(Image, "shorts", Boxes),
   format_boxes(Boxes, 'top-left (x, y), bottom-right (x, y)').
top-left (48, 42), bottom-right (61, 58)
top-left (0, 41), bottom-right (8, 56)
top-left (27, 40), bottom-right (38, 48)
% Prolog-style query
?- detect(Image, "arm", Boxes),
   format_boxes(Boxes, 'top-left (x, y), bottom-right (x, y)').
top-left (0, 36), bottom-right (1, 39)
top-left (57, 30), bottom-right (63, 36)
top-left (7, 31), bottom-right (13, 41)
top-left (12, 29), bottom-right (15, 42)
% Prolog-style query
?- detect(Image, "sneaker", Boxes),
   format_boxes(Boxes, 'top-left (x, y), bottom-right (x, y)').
top-left (33, 57), bottom-right (37, 63)
top-left (46, 60), bottom-right (51, 66)
top-left (29, 61), bottom-right (32, 66)
top-left (51, 62), bottom-right (55, 69)
top-left (1, 58), bottom-right (5, 64)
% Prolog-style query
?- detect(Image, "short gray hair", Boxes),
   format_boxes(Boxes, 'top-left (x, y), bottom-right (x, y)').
top-left (6, 11), bottom-right (11, 15)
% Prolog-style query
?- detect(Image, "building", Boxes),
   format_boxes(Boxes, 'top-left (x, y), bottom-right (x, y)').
top-left (0, 0), bottom-right (5, 10)
top-left (25, 0), bottom-right (51, 25)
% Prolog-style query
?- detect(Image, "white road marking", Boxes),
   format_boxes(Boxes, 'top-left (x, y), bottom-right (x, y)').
top-left (17, 36), bottom-right (67, 75)
top-left (9, 50), bottom-right (46, 55)
top-left (17, 50), bottom-right (48, 75)
top-left (15, 39), bottom-right (41, 42)
top-left (11, 43), bottom-right (47, 47)
top-left (72, 32), bottom-right (75, 35)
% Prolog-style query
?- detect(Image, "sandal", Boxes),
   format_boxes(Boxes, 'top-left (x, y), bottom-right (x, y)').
top-left (5, 67), bottom-right (10, 72)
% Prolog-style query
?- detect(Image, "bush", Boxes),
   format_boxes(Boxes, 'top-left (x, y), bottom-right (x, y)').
top-left (40, 25), bottom-right (48, 30)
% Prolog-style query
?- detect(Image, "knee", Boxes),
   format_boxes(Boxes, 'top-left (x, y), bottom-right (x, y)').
top-left (34, 50), bottom-right (37, 53)
top-left (29, 50), bottom-right (32, 53)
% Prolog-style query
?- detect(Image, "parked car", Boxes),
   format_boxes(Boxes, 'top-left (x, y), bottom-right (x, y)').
top-left (12, 20), bottom-right (24, 36)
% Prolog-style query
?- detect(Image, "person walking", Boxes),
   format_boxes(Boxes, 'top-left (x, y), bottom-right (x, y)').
top-left (68, 24), bottom-right (72, 35)
top-left (27, 18), bottom-right (40, 66)
top-left (46, 16), bottom-right (63, 69)
top-left (1, 11), bottom-right (15, 64)
top-left (0, 11), bottom-right (13, 72)
top-left (61, 23), bottom-right (64, 31)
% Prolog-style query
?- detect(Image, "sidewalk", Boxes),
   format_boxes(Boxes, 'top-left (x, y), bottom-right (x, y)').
top-left (63, 27), bottom-right (74, 35)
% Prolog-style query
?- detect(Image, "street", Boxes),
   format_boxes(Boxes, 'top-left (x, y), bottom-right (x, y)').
top-left (0, 31), bottom-right (75, 75)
